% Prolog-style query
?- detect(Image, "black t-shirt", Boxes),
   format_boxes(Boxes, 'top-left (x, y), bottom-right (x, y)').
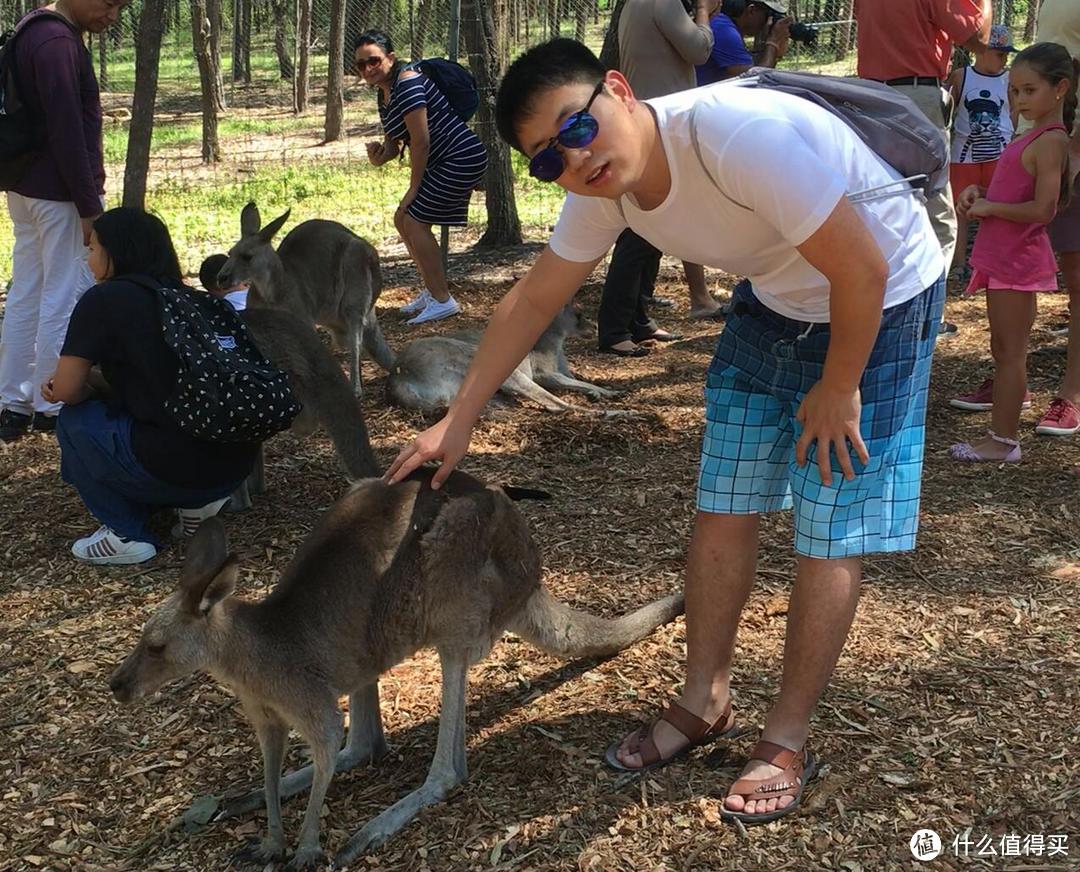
top-left (61, 277), bottom-right (258, 489)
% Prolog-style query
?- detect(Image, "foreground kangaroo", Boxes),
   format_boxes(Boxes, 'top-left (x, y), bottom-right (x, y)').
top-left (218, 202), bottom-right (395, 397)
top-left (388, 304), bottom-right (624, 414)
top-left (110, 471), bottom-right (683, 869)
top-left (225, 307), bottom-right (378, 511)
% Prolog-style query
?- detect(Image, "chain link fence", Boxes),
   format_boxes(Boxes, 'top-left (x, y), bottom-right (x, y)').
top-left (0, 0), bottom-right (1043, 279)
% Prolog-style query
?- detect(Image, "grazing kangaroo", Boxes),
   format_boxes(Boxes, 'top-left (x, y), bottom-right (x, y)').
top-left (388, 304), bottom-right (625, 414)
top-left (224, 307), bottom-right (380, 512)
top-left (109, 470), bottom-right (683, 869)
top-left (218, 202), bottom-right (396, 397)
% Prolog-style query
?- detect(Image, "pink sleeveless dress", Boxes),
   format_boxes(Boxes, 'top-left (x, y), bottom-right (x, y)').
top-left (966, 123), bottom-right (1066, 294)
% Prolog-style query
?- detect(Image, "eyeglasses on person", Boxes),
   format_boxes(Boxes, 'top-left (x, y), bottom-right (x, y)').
top-left (528, 80), bottom-right (605, 182)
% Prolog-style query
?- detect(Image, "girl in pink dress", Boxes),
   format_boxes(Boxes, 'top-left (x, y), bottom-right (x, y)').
top-left (950, 42), bottom-right (1079, 463)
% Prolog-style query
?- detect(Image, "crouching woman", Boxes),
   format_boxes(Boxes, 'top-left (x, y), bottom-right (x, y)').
top-left (43, 208), bottom-right (257, 565)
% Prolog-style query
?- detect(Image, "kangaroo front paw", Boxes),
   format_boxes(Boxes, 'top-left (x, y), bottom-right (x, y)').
top-left (233, 836), bottom-right (286, 866)
top-left (285, 845), bottom-right (328, 871)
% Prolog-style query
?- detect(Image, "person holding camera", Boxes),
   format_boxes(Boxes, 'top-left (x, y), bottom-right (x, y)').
top-left (696, 0), bottom-right (792, 86)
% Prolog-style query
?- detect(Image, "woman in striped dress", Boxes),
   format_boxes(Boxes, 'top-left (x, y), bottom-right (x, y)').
top-left (355, 29), bottom-right (488, 325)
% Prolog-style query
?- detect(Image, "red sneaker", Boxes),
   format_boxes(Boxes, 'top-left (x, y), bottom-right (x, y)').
top-left (949, 379), bottom-right (1032, 412)
top-left (1035, 397), bottom-right (1080, 436)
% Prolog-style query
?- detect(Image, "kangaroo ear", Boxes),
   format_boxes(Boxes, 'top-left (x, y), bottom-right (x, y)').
top-left (180, 518), bottom-right (235, 615)
top-left (195, 556), bottom-right (238, 617)
top-left (240, 201), bottom-right (261, 237)
top-left (259, 209), bottom-right (291, 243)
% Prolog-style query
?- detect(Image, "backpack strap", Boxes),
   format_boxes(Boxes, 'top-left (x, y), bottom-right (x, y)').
top-left (689, 103), bottom-right (751, 211)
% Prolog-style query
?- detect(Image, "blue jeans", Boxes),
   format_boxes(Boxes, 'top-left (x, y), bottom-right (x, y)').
top-left (58, 401), bottom-right (245, 546)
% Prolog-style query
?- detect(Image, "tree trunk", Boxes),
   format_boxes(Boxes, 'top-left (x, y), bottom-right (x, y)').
top-left (233, 0), bottom-right (252, 82)
top-left (599, 0), bottom-right (627, 70)
top-left (463, 0), bottom-right (522, 247)
top-left (1024, 0), bottom-right (1040, 41)
top-left (207, 0), bottom-right (226, 109)
top-left (271, 0), bottom-right (295, 79)
top-left (97, 30), bottom-right (108, 91)
top-left (575, 0), bottom-right (587, 42)
top-left (414, 0), bottom-right (434, 59)
top-left (191, 0), bottom-right (222, 162)
top-left (323, 0), bottom-right (346, 141)
top-left (123, 0), bottom-right (167, 208)
top-left (296, 0), bottom-right (313, 111)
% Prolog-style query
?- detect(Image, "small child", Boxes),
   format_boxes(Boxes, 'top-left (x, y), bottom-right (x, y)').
top-left (199, 253), bottom-right (249, 311)
top-left (947, 24), bottom-right (1017, 278)
top-left (950, 42), bottom-right (1078, 464)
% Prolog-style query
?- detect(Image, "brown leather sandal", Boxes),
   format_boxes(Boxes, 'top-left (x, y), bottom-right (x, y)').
top-left (604, 700), bottom-right (738, 774)
top-left (720, 740), bottom-right (818, 826)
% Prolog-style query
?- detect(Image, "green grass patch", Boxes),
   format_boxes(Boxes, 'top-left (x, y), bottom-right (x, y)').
top-left (0, 156), bottom-right (563, 283)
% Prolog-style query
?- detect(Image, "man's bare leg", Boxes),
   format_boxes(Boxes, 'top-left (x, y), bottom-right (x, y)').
top-left (724, 554), bottom-right (861, 816)
top-left (614, 512), bottom-right (758, 767)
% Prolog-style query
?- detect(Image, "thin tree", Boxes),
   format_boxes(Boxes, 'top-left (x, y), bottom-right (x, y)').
top-left (463, 0), bottom-right (522, 246)
top-left (204, 0), bottom-right (225, 109)
top-left (324, 0), bottom-right (347, 141)
top-left (1024, 0), bottom-right (1040, 41)
top-left (233, 0), bottom-right (252, 82)
top-left (123, 0), bottom-right (167, 208)
top-left (97, 30), bottom-right (108, 91)
top-left (295, 0), bottom-right (313, 110)
top-left (191, 0), bottom-right (222, 161)
top-left (271, 0), bottom-right (295, 78)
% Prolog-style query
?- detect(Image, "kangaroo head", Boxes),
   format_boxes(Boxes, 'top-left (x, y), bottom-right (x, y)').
top-left (217, 201), bottom-right (292, 300)
top-left (109, 519), bottom-right (239, 704)
top-left (550, 301), bottom-right (591, 340)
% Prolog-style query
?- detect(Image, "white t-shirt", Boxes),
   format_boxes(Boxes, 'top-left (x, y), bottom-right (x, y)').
top-left (549, 83), bottom-right (944, 322)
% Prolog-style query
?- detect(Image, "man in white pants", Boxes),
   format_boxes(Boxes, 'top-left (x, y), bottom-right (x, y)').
top-left (0, 0), bottom-right (123, 441)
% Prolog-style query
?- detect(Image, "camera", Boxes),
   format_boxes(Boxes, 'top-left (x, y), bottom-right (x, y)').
top-left (760, 7), bottom-right (818, 47)
top-left (787, 20), bottom-right (818, 47)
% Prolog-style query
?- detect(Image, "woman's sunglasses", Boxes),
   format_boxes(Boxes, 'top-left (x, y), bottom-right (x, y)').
top-left (353, 55), bottom-right (385, 73)
top-left (528, 80), bottom-right (605, 182)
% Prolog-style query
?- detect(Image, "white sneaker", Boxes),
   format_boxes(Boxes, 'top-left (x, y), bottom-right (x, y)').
top-left (171, 497), bottom-right (230, 539)
top-left (72, 525), bottom-right (157, 565)
top-left (399, 288), bottom-right (431, 316)
top-left (406, 295), bottom-right (460, 325)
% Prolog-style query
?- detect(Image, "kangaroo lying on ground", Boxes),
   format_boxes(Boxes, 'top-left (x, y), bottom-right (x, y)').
top-left (109, 470), bottom-right (683, 869)
top-left (226, 306), bottom-right (380, 512)
top-left (218, 202), bottom-right (396, 398)
top-left (388, 304), bottom-right (625, 414)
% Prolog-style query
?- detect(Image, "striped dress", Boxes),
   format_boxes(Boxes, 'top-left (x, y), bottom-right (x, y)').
top-left (378, 72), bottom-right (488, 226)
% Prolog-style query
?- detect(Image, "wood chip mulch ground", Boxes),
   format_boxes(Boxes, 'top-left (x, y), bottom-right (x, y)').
top-left (1, 248), bottom-right (1077, 872)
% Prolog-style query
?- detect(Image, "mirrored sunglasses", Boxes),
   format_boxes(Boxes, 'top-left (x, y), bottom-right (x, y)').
top-left (528, 80), bottom-right (605, 182)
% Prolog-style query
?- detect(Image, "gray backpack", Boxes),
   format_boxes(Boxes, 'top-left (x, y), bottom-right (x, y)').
top-left (687, 68), bottom-right (948, 208)
top-left (735, 67), bottom-right (948, 195)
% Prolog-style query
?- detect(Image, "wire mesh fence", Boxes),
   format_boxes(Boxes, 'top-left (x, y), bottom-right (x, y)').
top-left (0, 0), bottom-right (1044, 280)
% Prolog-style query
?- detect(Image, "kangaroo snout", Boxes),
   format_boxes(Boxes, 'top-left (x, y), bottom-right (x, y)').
top-left (108, 661), bottom-right (138, 703)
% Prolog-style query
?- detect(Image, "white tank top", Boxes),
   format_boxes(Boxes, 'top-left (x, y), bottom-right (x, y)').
top-left (952, 66), bottom-right (1013, 164)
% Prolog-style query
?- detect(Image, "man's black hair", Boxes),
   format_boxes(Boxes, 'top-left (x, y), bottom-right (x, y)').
top-left (92, 207), bottom-right (183, 285)
top-left (199, 253), bottom-right (229, 292)
top-left (495, 38), bottom-right (606, 153)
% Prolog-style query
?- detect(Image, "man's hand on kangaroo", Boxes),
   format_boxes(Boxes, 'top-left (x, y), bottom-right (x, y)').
top-left (385, 414), bottom-right (472, 488)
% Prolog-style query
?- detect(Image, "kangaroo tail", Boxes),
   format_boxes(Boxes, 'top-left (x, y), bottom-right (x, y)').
top-left (507, 587), bottom-right (684, 660)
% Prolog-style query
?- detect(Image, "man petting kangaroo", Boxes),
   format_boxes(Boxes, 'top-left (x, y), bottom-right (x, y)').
top-left (388, 38), bottom-right (946, 825)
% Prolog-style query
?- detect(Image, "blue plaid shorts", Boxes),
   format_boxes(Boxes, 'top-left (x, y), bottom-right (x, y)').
top-left (698, 276), bottom-right (946, 558)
